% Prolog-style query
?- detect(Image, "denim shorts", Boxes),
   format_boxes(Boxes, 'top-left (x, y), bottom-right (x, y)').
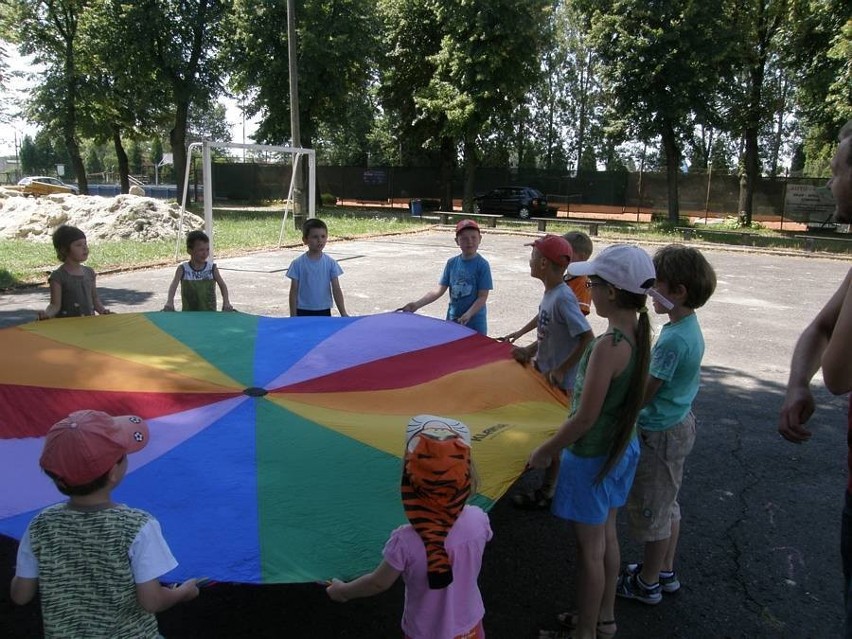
top-left (552, 436), bottom-right (640, 525)
top-left (626, 412), bottom-right (697, 542)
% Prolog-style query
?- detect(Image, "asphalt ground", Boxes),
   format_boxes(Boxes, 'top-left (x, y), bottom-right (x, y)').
top-left (1, 229), bottom-right (851, 638)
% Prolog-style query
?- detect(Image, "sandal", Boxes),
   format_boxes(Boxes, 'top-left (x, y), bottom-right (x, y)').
top-left (556, 611), bottom-right (617, 638)
top-left (511, 488), bottom-right (552, 510)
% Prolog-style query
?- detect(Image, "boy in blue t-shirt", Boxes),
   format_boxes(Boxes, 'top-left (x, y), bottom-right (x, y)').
top-left (617, 244), bottom-right (717, 605)
top-left (400, 219), bottom-right (493, 335)
top-left (287, 218), bottom-right (349, 317)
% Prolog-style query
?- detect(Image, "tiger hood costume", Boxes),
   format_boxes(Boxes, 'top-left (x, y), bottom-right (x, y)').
top-left (402, 415), bottom-right (473, 590)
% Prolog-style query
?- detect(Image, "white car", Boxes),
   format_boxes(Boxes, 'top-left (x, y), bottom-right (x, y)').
top-left (17, 176), bottom-right (79, 195)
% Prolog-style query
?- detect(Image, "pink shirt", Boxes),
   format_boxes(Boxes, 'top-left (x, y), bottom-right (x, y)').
top-left (383, 505), bottom-right (492, 639)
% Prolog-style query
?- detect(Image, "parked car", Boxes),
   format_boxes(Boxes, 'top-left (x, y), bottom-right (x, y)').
top-left (473, 186), bottom-right (552, 219)
top-left (17, 176), bottom-right (79, 196)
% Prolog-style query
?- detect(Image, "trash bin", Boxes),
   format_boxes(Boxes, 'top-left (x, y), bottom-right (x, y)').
top-left (409, 198), bottom-right (422, 217)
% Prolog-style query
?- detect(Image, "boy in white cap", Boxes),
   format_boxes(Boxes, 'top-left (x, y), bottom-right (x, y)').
top-left (507, 235), bottom-right (594, 510)
top-left (400, 219), bottom-right (493, 335)
top-left (10, 410), bottom-right (198, 638)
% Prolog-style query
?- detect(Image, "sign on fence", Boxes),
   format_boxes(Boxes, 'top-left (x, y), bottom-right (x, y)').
top-left (784, 184), bottom-right (835, 223)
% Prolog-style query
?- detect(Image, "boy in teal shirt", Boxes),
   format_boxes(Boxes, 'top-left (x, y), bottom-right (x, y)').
top-left (617, 244), bottom-right (717, 604)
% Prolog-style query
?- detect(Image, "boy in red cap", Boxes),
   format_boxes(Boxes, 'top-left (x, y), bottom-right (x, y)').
top-left (10, 410), bottom-right (198, 638)
top-left (399, 219), bottom-right (493, 335)
top-left (506, 235), bottom-right (594, 509)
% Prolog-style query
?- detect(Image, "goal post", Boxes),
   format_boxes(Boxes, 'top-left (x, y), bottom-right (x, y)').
top-left (176, 140), bottom-right (316, 259)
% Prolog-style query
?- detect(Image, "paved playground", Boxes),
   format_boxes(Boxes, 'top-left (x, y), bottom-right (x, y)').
top-left (0, 229), bottom-right (850, 637)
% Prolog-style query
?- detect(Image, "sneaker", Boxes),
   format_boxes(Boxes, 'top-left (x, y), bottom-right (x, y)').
top-left (625, 562), bottom-right (681, 593)
top-left (616, 572), bottom-right (662, 605)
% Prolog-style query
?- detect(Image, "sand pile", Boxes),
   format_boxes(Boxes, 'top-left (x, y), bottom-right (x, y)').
top-left (0, 189), bottom-right (203, 242)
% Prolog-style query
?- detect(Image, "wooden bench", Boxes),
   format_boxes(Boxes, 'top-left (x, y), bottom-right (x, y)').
top-left (795, 234), bottom-right (852, 252)
top-left (437, 211), bottom-right (502, 228)
top-left (530, 218), bottom-right (606, 236)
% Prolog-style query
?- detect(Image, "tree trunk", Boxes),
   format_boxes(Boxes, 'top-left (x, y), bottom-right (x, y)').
top-left (660, 122), bottom-right (681, 224)
top-left (575, 51), bottom-right (592, 174)
top-left (62, 42), bottom-right (87, 195)
top-left (113, 126), bottom-right (130, 194)
top-left (769, 74), bottom-right (789, 177)
top-left (439, 136), bottom-right (455, 211)
top-left (463, 137), bottom-right (478, 213)
top-left (170, 96), bottom-right (190, 198)
top-left (741, 125), bottom-right (759, 226)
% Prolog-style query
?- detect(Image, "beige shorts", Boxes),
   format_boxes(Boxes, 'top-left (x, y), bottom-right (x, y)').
top-left (626, 412), bottom-right (696, 542)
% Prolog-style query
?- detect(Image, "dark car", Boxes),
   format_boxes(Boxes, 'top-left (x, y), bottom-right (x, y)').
top-left (473, 186), bottom-right (551, 219)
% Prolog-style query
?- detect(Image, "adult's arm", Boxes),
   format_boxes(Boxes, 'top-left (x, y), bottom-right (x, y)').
top-left (822, 269), bottom-right (852, 394)
top-left (779, 268), bottom-right (852, 442)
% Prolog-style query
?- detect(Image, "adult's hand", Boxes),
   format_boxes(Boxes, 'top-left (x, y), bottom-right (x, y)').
top-left (778, 386), bottom-right (815, 443)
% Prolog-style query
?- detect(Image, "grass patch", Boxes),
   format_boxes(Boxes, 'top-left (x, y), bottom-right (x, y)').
top-left (0, 206), bottom-right (431, 289)
top-left (2, 204), bottom-right (847, 290)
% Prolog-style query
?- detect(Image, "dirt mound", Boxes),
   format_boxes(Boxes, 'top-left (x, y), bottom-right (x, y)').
top-left (0, 190), bottom-right (203, 242)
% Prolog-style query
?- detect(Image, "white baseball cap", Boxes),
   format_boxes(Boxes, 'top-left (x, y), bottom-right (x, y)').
top-left (568, 244), bottom-right (673, 309)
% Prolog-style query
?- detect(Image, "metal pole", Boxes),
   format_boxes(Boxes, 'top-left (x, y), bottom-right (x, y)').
top-left (704, 164), bottom-right (712, 226)
top-left (14, 129), bottom-right (20, 181)
top-left (287, 0), bottom-right (306, 228)
top-left (636, 145), bottom-right (645, 223)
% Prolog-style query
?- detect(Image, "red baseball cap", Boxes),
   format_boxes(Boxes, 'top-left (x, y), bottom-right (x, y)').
top-left (455, 219), bottom-right (480, 234)
top-left (525, 234), bottom-right (573, 267)
top-left (40, 410), bottom-right (150, 487)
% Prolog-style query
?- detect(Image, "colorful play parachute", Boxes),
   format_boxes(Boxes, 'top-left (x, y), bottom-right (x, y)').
top-left (0, 312), bottom-right (566, 584)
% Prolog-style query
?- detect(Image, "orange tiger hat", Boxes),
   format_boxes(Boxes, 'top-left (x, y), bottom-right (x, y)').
top-left (402, 415), bottom-right (472, 590)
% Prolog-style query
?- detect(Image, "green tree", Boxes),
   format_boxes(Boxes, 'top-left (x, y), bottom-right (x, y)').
top-left (578, 0), bottom-right (735, 222)
top-left (188, 100), bottom-right (232, 143)
top-left (226, 0), bottom-right (379, 153)
top-left (784, 0), bottom-right (851, 172)
top-left (19, 134), bottom-right (38, 174)
top-left (126, 0), bottom-right (230, 194)
top-left (84, 144), bottom-right (103, 175)
top-left (7, 0), bottom-right (91, 191)
top-left (72, 1), bottom-right (172, 193)
top-left (379, 0), bottom-right (552, 210)
top-left (725, 0), bottom-right (790, 225)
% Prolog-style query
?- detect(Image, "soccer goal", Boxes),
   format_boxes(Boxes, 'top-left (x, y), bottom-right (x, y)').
top-left (176, 140), bottom-right (316, 259)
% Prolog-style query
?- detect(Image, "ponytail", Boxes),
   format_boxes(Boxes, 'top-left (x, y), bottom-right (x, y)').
top-left (594, 293), bottom-right (651, 483)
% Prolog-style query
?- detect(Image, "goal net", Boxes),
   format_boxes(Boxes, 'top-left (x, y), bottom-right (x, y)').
top-left (176, 140), bottom-right (316, 259)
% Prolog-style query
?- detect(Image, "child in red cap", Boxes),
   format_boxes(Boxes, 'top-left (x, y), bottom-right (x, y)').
top-left (503, 235), bottom-right (594, 510)
top-left (10, 410), bottom-right (198, 638)
top-left (399, 219), bottom-right (493, 335)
